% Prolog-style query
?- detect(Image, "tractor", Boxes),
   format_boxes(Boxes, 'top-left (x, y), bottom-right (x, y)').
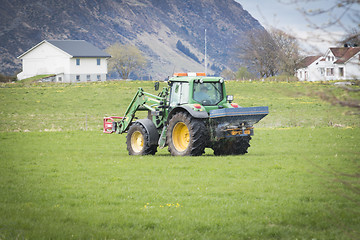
top-left (103, 73), bottom-right (268, 156)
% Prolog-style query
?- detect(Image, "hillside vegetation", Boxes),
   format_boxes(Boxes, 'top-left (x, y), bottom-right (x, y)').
top-left (0, 81), bottom-right (359, 239)
top-left (0, 0), bottom-right (262, 77)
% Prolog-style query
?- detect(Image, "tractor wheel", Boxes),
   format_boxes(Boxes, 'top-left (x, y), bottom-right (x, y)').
top-left (126, 123), bottom-right (157, 155)
top-left (166, 112), bottom-right (206, 156)
top-left (213, 136), bottom-right (251, 155)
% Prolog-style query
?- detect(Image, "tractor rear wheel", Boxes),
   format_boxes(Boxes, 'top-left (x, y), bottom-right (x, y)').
top-left (126, 123), bottom-right (157, 155)
top-left (166, 112), bottom-right (206, 156)
top-left (213, 136), bottom-right (251, 155)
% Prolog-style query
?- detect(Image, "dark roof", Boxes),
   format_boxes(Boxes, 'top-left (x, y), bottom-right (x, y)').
top-left (47, 40), bottom-right (111, 58)
top-left (332, 47), bottom-right (360, 64)
top-left (330, 47), bottom-right (349, 58)
top-left (298, 56), bottom-right (321, 68)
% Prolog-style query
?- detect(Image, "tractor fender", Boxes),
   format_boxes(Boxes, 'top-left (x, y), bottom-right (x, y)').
top-left (168, 105), bottom-right (209, 120)
top-left (135, 119), bottom-right (160, 146)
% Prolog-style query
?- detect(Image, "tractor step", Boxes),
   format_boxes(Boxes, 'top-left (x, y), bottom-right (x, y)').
top-left (103, 116), bottom-right (123, 134)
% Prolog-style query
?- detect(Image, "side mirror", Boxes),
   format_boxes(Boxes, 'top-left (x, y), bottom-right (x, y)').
top-left (227, 95), bottom-right (234, 103)
top-left (154, 82), bottom-right (159, 91)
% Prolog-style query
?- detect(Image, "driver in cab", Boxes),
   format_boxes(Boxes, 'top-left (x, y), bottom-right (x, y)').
top-left (194, 85), bottom-right (211, 103)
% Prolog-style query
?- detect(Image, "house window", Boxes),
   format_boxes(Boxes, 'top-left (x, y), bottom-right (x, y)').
top-left (76, 59), bottom-right (80, 65)
top-left (76, 75), bottom-right (80, 81)
top-left (326, 68), bottom-right (334, 76)
top-left (97, 58), bottom-right (101, 65)
top-left (320, 68), bottom-right (325, 76)
top-left (58, 77), bottom-right (62, 82)
top-left (87, 75), bottom-right (91, 81)
top-left (97, 75), bottom-right (101, 81)
top-left (327, 56), bottom-right (335, 62)
top-left (339, 67), bottom-right (344, 77)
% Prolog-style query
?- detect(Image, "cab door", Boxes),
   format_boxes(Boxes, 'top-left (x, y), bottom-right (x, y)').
top-left (169, 82), bottom-right (189, 107)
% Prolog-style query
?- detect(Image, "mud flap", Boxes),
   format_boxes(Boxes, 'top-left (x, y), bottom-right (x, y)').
top-left (135, 119), bottom-right (160, 146)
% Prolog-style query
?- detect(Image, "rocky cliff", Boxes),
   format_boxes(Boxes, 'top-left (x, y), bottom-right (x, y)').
top-left (0, 0), bottom-right (263, 79)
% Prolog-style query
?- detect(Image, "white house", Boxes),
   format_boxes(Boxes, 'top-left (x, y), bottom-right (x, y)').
top-left (296, 47), bottom-right (360, 81)
top-left (17, 40), bottom-right (111, 82)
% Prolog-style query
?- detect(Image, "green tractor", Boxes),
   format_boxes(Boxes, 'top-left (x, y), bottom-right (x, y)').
top-left (103, 73), bottom-right (268, 156)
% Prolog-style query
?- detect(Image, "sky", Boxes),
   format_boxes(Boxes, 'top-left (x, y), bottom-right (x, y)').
top-left (237, 0), bottom-right (360, 54)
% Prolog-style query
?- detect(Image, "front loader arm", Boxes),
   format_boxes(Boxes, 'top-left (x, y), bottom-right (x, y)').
top-left (116, 87), bottom-right (166, 134)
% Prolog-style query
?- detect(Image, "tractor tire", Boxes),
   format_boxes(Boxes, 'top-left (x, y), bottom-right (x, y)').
top-left (126, 122), bottom-right (157, 155)
top-left (213, 136), bottom-right (251, 156)
top-left (166, 112), bottom-right (207, 156)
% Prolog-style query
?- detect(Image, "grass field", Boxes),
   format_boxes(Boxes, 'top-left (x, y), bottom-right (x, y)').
top-left (0, 80), bottom-right (359, 239)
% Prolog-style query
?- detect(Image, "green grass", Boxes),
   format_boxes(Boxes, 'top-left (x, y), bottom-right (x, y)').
top-left (1, 129), bottom-right (359, 239)
top-left (0, 80), bottom-right (359, 132)
top-left (18, 74), bottom-right (56, 84)
top-left (0, 80), bottom-right (359, 239)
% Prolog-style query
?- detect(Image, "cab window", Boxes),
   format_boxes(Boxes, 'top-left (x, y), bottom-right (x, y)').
top-left (170, 82), bottom-right (189, 106)
top-left (193, 82), bottom-right (223, 106)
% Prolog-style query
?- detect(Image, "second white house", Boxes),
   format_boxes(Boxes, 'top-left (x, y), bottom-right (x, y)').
top-left (297, 46), bottom-right (360, 81)
top-left (17, 40), bottom-right (111, 82)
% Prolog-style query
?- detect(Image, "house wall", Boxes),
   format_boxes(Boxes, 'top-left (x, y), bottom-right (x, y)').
top-left (315, 60), bottom-right (328, 81)
top-left (64, 58), bottom-right (108, 82)
top-left (298, 68), bottom-right (322, 81)
top-left (345, 53), bottom-right (360, 79)
top-left (17, 41), bottom-right (109, 82)
top-left (323, 52), bottom-right (337, 81)
top-left (297, 60), bottom-right (325, 82)
top-left (18, 42), bottom-right (69, 80)
top-left (296, 68), bottom-right (306, 81)
top-left (69, 58), bottom-right (108, 75)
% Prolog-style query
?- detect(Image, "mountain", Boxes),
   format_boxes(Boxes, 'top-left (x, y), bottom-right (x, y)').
top-left (0, 0), bottom-right (263, 79)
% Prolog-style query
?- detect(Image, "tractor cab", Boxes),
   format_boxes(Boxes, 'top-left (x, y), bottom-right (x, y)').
top-left (168, 72), bottom-right (227, 109)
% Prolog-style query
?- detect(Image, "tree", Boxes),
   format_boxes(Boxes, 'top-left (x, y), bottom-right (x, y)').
top-left (235, 67), bottom-right (254, 80)
top-left (221, 69), bottom-right (236, 80)
top-left (340, 28), bottom-right (360, 47)
top-left (0, 73), bottom-right (16, 83)
top-left (238, 29), bottom-right (279, 78)
top-left (106, 43), bottom-right (147, 80)
top-left (237, 28), bottom-right (301, 78)
top-left (270, 28), bottom-right (301, 75)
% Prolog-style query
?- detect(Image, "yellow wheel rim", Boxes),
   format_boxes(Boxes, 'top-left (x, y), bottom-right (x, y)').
top-left (172, 122), bottom-right (190, 152)
top-left (131, 131), bottom-right (144, 153)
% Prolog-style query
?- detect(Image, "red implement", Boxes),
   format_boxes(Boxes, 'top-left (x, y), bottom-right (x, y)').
top-left (103, 116), bottom-right (123, 134)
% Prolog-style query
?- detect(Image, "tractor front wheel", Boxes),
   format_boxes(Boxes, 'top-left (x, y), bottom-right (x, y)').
top-left (126, 123), bottom-right (157, 155)
top-left (166, 112), bottom-right (206, 156)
